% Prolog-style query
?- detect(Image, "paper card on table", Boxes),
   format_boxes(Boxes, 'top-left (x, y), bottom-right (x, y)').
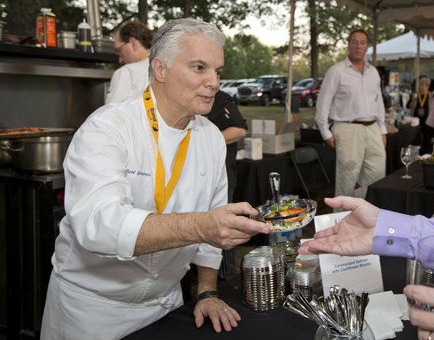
top-left (314, 212), bottom-right (384, 297)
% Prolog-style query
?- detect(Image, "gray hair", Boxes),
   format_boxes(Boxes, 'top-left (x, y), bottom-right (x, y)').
top-left (149, 18), bottom-right (225, 79)
top-left (420, 77), bottom-right (431, 87)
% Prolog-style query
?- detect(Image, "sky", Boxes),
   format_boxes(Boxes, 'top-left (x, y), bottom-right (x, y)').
top-left (223, 4), bottom-right (306, 48)
top-left (77, 0), bottom-right (299, 48)
top-left (241, 15), bottom-right (290, 47)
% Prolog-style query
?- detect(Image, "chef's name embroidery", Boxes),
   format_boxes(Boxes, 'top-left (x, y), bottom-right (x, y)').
top-left (127, 169), bottom-right (151, 177)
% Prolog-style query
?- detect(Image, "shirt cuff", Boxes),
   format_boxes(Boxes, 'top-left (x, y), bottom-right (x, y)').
top-left (192, 243), bottom-right (222, 269)
top-left (320, 129), bottom-right (333, 141)
top-left (116, 208), bottom-right (151, 260)
top-left (373, 209), bottom-right (413, 258)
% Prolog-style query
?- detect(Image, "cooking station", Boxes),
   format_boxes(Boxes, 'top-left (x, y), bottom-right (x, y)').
top-left (0, 42), bottom-right (117, 339)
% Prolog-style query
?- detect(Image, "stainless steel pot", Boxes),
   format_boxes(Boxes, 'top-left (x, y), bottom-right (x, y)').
top-left (8, 134), bottom-right (72, 173)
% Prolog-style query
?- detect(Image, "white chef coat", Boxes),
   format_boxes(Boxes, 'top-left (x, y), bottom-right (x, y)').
top-left (41, 89), bottom-right (227, 339)
top-left (106, 59), bottom-right (149, 103)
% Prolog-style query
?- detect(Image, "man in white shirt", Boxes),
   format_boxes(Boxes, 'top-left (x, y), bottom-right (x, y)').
top-left (316, 29), bottom-right (387, 199)
top-left (41, 18), bottom-right (270, 340)
top-left (106, 20), bottom-right (153, 103)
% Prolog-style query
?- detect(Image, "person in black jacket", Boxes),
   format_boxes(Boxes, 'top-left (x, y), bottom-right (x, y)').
top-left (206, 90), bottom-right (248, 202)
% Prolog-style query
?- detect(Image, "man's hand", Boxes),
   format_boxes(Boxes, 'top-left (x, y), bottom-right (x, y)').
top-left (404, 285), bottom-right (434, 340)
top-left (324, 136), bottom-right (336, 148)
top-left (298, 196), bottom-right (379, 256)
top-left (197, 202), bottom-right (270, 250)
top-left (194, 297), bottom-right (241, 333)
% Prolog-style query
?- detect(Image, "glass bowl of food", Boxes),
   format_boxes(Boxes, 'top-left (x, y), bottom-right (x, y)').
top-left (254, 198), bottom-right (317, 233)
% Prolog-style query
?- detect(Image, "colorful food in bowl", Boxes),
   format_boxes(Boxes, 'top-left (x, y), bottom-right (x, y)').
top-left (255, 198), bottom-right (317, 232)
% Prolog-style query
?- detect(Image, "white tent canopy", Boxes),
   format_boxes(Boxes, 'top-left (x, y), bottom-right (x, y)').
top-left (366, 31), bottom-right (434, 61)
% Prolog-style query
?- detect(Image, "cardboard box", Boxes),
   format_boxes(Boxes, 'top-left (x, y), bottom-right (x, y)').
top-left (243, 137), bottom-right (263, 160)
top-left (251, 119), bottom-right (290, 135)
top-left (253, 132), bottom-right (295, 155)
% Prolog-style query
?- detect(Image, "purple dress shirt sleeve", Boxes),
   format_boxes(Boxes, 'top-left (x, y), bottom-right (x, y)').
top-left (373, 209), bottom-right (434, 259)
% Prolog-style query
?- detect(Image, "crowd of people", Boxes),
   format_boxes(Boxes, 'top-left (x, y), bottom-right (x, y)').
top-left (38, 17), bottom-right (433, 340)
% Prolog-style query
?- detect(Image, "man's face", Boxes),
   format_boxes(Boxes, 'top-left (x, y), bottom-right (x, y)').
top-left (348, 32), bottom-right (368, 62)
top-left (114, 35), bottom-right (135, 64)
top-left (161, 34), bottom-right (224, 116)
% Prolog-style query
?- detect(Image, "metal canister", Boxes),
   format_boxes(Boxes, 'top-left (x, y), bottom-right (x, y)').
top-left (289, 256), bottom-right (322, 300)
top-left (241, 246), bottom-right (285, 311)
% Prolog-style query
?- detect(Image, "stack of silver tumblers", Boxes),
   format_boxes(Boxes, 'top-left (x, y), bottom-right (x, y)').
top-left (241, 246), bottom-right (285, 311)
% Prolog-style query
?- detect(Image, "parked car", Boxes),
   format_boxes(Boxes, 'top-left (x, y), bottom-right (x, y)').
top-left (237, 75), bottom-right (288, 106)
top-left (219, 79), bottom-right (234, 88)
top-left (221, 79), bottom-right (254, 99)
top-left (287, 78), bottom-right (323, 107)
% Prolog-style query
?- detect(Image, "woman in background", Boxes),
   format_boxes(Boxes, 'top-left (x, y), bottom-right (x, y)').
top-left (408, 76), bottom-right (434, 154)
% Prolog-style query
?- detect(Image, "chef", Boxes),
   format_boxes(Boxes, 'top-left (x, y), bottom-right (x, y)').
top-left (40, 17), bottom-right (270, 340)
top-left (106, 20), bottom-right (153, 103)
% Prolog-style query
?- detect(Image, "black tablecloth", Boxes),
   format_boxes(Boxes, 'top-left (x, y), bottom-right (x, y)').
top-left (122, 257), bottom-right (416, 340)
top-left (233, 153), bottom-right (297, 207)
top-left (366, 162), bottom-right (434, 217)
top-left (300, 125), bottom-right (420, 175)
top-left (386, 125), bottom-right (420, 174)
top-left (233, 146), bottom-right (335, 207)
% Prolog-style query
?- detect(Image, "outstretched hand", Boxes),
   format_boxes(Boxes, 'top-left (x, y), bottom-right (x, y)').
top-left (404, 285), bottom-right (434, 339)
top-left (298, 196), bottom-right (379, 256)
top-left (199, 202), bottom-right (270, 250)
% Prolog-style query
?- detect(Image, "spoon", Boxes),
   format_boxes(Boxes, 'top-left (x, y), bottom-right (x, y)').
top-left (269, 172), bottom-right (281, 217)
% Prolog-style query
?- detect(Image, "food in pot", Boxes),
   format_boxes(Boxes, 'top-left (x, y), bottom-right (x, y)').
top-left (0, 127), bottom-right (47, 135)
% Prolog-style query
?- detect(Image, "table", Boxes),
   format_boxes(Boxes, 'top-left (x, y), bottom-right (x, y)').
top-left (122, 256), bottom-right (416, 340)
top-left (300, 125), bottom-right (420, 175)
top-left (366, 162), bottom-right (434, 217)
top-left (233, 145), bottom-right (335, 207)
top-left (386, 125), bottom-right (420, 174)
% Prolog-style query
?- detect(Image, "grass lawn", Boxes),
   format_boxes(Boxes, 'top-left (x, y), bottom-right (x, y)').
top-left (237, 103), bottom-right (317, 136)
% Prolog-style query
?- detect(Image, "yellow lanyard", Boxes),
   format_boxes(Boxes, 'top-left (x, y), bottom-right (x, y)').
top-left (418, 93), bottom-right (428, 108)
top-left (143, 85), bottom-right (191, 213)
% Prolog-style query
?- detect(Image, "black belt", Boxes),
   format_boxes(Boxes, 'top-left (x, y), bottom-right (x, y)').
top-left (344, 120), bottom-right (376, 126)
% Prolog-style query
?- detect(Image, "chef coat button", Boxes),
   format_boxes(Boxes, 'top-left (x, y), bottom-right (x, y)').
top-left (387, 239), bottom-right (393, 246)
top-left (152, 274), bottom-right (159, 279)
top-left (387, 227), bottom-right (396, 235)
top-left (200, 171), bottom-right (205, 176)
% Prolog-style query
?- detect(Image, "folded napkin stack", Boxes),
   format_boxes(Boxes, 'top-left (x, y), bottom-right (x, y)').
top-left (365, 291), bottom-right (409, 340)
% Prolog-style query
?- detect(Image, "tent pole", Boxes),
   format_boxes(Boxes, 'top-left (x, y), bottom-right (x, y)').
top-left (286, 0), bottom-right (296, 123)
top-left (372, 7), bottom-right (378, 65)
top-left (416, 31), bottom-right (421, 92)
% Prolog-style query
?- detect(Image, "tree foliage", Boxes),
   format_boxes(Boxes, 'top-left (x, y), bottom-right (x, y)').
top-left (223, 34), bottom-right (276, 79)
top-left (1, 0), bottom-right (407, 80)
